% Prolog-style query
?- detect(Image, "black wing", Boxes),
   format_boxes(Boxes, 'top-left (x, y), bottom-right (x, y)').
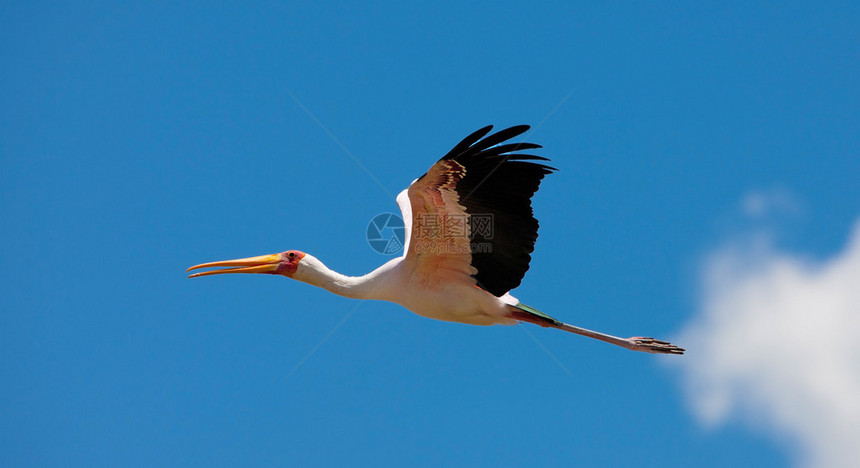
top-left (423, 125), bottom-right (556, 296)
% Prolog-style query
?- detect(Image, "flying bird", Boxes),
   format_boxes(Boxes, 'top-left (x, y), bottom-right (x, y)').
top-left (188, 125), bottom-right (684, 354)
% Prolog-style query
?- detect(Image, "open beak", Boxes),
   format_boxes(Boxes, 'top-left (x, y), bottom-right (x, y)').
top-left (186, 253), bottom-right (283, 278)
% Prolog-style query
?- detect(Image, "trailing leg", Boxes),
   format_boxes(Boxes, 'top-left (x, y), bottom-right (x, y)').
top-left (509, 303), bottom-right (685, 355)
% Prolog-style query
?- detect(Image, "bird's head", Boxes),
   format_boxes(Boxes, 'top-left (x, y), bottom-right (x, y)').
top-left (186, 250), bottom-right (308, 279)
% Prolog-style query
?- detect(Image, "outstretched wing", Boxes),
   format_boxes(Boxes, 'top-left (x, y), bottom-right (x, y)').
top-left (397, 125), bottom-right (556, 296)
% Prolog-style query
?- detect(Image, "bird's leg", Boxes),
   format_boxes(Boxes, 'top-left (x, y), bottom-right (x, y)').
top-left (509, 305), bottom-right (685, 355)
top-left (555, 322), bottom-right (685, 355)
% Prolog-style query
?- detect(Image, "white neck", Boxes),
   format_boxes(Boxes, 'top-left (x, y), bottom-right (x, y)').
top-left (292, 254), bottom-right (396, 300)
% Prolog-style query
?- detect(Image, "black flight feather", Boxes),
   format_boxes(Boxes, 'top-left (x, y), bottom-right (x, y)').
top-left (436, 125), bottom-right (556, 296)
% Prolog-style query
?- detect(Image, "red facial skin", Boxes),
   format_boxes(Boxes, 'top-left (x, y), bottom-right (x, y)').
top-left (276, 250), bottom-right (306, 277)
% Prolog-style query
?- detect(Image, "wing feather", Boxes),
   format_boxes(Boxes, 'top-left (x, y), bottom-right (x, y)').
top-left (399, 125), bottom-right (555, 296)
top-left (395, 188), bottom-right (413, 254)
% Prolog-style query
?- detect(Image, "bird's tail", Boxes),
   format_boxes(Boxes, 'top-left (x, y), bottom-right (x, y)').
top-left (508, 302), bottom-right (562, 327)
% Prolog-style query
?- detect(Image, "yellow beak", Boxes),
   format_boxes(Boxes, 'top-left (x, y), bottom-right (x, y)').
top-left (186, 253), bottom-right (283, 278)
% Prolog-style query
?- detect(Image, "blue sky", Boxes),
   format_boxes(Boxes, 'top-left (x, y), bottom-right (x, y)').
top-left (2, 1), bottom-right (858, 466)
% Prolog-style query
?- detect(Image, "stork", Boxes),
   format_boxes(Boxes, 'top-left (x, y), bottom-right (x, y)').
top-left (187, 125), bottom-right (684, 354)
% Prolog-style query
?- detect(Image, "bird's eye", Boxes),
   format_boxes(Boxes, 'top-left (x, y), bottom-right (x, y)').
top-left (288, 252), bottom-right (295, 259)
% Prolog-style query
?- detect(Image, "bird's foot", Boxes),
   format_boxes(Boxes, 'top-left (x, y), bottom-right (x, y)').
top-left (624, 337), bottom-right (685, 355)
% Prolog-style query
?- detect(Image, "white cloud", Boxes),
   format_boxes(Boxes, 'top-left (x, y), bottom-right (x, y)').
top-left (676, 212), bottom-right (860, 467)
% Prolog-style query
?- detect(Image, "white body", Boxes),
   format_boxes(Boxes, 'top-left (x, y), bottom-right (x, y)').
top-left (293, 254), bottom-right (519, 326)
